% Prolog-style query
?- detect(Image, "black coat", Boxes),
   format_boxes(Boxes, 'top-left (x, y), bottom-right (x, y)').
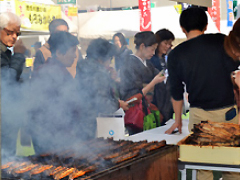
top-left (1, 42), bottom-right (25, 82)
top-left (76, 59), bottom-right (120, 139)
top-left (115, 46), bottom-right (132, 71)
top-left (120, 54), bottom-right (159, 101)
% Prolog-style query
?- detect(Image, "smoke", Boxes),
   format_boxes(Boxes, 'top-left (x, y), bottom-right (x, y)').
top-left (1, 38), bottom-right (121, 165)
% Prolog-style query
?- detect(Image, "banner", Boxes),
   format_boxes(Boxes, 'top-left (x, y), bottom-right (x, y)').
top-left (170, 0), bottom-right (212, 7)
top-left (15, 0), bottom-right (62, 31)
top-left (0, 0), bottom-right (15, 13)
top-left (139, 0), bottom-right (152, 31)
top-left (233, 0), bottom-right (238, 19)
top-left (67, 6), bottom-right (77, 16)
top-left (208, 0), bottom-right (220, 31)
top-left (57, 0), bottom-right (76, 4)
top-left (226, 0), bottom-right (234, 26)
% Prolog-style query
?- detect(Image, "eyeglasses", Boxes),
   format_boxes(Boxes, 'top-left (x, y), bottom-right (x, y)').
top-left (3, 28), bottom-right (21, 37)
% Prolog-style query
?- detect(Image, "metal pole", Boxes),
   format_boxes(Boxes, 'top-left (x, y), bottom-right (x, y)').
top-left (76, 0), bottom-right (80, 40)
top-left (110, 0), bottom-right (112, 10)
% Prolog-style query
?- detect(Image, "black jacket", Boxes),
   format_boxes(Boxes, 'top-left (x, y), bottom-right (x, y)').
top-left (120, 54), bottom-right (159, 101)
top-left (115, 46), bottom-right (132, 71)
top-left (76, 59), bottom-right (120, 139)
top-left (1, 42), bottom-right (25, 82)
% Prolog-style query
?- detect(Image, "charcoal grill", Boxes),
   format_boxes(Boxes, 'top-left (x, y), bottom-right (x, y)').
top-left (2, 138), bottom-right (178, 180)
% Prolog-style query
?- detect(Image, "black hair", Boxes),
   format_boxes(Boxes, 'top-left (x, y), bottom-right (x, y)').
top-left (155, 29), bottom-right (175, 55)
top-left (134, 31), bottom-right (157, 49)
top-left (86, 38), bottom-right (116, 62)
top-left (49, 19), bottom-right (69, 34)
top-left (48, 31), bottom-right (79, 55)
top-left (112, 32), bottom-right (128, 46)
top-left (180, 7), bottom-right (208, 33)
top-left (155, 29), bottom-right (175, 43)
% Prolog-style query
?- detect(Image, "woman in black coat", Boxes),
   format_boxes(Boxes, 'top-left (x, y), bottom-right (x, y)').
top-left (76, 38), bottom-right (129, 140)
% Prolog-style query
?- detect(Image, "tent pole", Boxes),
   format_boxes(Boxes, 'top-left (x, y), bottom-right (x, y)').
top-left (76, 0), bottom-right (80, 40)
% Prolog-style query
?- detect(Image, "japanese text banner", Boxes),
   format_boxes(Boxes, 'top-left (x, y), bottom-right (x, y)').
top-left (139, 0), bottom-right (152, 31)
top-left (15, 0), bottom-right (62, 31)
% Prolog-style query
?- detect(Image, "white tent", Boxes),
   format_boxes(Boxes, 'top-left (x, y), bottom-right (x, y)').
top-left (78, 6), bottom-right (219, 39)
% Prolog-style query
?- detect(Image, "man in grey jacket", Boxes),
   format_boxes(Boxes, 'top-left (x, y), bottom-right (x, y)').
top-left (0, 12), bottom-right (27, 159)
top-left (0, 12), bottom-right (26, 82)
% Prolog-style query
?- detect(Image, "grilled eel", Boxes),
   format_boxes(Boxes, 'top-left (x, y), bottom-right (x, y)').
top-left (30, 165), bottom-right (53, 175)
top-left (6, 162), bottom-right (30, 174)
top-left (144, 140), bottom-right (166, 152)
top-left (1, 161), bottom-right (16, 169)
top-left (68, 165), bottom-right (97, 180)
top-left (44, 166), bottom-right (67, 176)
top-left (112, 150), bottom-right (139, 164)
top-left (53, 167), bottom-right (76, 180)
top-left (13, 163), bottom-right (39, 174)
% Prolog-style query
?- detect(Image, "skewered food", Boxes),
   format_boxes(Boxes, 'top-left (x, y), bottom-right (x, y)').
top-left (186, 121), bottom-right (240, 146)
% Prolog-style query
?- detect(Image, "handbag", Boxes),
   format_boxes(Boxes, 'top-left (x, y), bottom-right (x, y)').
top-left (142, 96), bottom-right (162, 131)
top-left (124, 93), bottom-right (162, 131)
top-left (124, 93), bottom-right (144, 130)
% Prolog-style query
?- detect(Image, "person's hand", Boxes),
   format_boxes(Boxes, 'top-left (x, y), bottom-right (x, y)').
top-left (152, 72), bottom-right (166, 84)
top-left (234, 70), bottom-right (240, 88)
top-left (119, 100), bottom-right (129, 111)
top-left (14, 39), bottom-right (26, 54)
top-left (165, 121), bottom-right (182, 134)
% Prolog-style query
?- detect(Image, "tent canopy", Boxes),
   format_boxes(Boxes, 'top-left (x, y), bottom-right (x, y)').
top-left (78, 6), bottom-right (219, 39)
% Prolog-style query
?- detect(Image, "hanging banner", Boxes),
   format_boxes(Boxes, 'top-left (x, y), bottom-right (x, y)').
top-left (57, 0), bottom-right (76, 4)
top-left (0, 0), bottom-right (15, 13)
top-left (208, 0), bottom-right (220, 31)
top-left (68, 6), bottom-right (77, 16)
top-left (15, 0), bottom-right (62, 31)
top-left (139, 0), bottom-right (152, 31)
top-left (226, 0), bottom-right (234, 26)
top-left (233, 0), bottom-right (238, 19)
top-left (170, 0), bottom-right (212, 7)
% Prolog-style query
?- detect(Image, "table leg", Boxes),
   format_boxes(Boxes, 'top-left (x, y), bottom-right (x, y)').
top-left (180, 169), bottom-right (187, 180)
top-left (192, 169), bottom-right (197, 180)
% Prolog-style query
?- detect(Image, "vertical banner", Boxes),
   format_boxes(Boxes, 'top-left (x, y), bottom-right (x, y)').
top-left (139, 0), bottom-right (152, 31)
top-left (208, 0), bottom-right (220, 31)
top-left (226, 0), bottom-right (234, 26)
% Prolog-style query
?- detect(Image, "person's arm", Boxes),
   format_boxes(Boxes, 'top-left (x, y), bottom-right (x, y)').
top-left (165, 98), bottom-right (183, 134)
top-left (33, 50), bottom-right (45, 71)
top-left (234, 70), bottom-right (240, 124)
top-left (165, 49), bottom-right (184, 134)
top-left (10, 39), bottom-right (26, 81)
top-left (142, 72), bottom-right (165, 96)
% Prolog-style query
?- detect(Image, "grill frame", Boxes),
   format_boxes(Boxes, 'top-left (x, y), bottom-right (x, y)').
top-left (2, 144), bottom-right (178, 180)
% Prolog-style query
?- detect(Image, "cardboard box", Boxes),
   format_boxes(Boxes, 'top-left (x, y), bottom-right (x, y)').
top-left (178, 136), bottom-right (240, 165)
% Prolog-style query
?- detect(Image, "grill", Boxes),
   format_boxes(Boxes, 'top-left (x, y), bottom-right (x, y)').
top-left (2, 138), bottom-right (178, 180)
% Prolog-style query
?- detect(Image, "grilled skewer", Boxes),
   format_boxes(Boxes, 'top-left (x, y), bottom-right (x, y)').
top-left (53, 167), bottom-right (76, 180)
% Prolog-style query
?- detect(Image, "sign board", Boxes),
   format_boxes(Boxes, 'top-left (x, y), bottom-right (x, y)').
top-left (68, 6), bottom-right (77, 16)
top-left (139, 0), bottom-right (152, 31)
top-left (170, 0), bottom-right (212, 7)
top-left (15, 0), bottom-right (62, 31)
top-left (57, 0), bottom-right (76, 4)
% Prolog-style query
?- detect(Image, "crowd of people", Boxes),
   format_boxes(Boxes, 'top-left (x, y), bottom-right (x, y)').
top-left (1, 7), bottom-right (240, 179)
